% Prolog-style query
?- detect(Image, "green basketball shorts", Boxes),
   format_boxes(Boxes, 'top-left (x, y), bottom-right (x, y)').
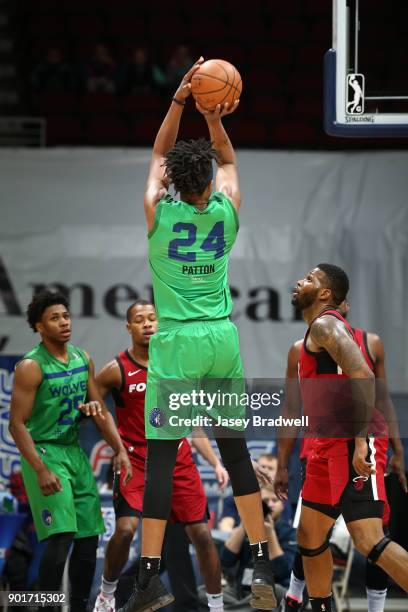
top-left (21, 443), bottom-right (105, 542)
top-left (145, 318), bottom-right (246, 439)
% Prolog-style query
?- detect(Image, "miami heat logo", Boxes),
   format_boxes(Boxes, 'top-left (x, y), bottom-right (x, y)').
top-left (149, 408), bottom-right (166, 428)
top-left (353, 475), bottom-right (368, 491)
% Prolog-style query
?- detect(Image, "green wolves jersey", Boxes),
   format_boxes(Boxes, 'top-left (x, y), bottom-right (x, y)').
top-left (22, 343), bottom-right (89, 445)
top-left (148, 191), bottom-right (239, 321)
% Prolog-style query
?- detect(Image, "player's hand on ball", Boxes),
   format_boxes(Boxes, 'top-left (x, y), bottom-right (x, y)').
top-left (273, 465), bottom-right (289, 500)
top-left (114, 448), bottom-right (132, 485)
top-left (37, 466), bottom-right (63, 496)
top-left (353, 439), bottom-right (376, 477)
top-left (196, 99), bottom-right (240, 120)
top-left (78, 400), bottom-right (105, 419)
top-left (174, 56), bottom-right (204, 102)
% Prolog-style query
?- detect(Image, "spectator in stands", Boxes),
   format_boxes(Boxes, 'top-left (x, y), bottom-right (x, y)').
top-left (115, 47), bottom-right (166, 96)
top-left (165, 45), bottom-right (193, 92)
top-left (30, 48), bottom-right (79, 93)
top-left (220, 484), bottom-right (297, 602)
top-left (84, 43), bottom-right (117, 93)
top-left (218, 454), bottom-right (278, 533)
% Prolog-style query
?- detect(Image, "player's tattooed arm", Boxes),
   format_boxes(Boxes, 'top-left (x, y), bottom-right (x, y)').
top-left (311, 315), bottom-right (376, 477)
top-left (9, 360), bottom-right (62, 495)
top-left (310, 315), bottom-right (373, 378)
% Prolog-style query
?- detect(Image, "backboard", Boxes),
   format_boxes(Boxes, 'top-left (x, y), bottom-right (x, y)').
top-left (324, 0), bottom-right (408, 137)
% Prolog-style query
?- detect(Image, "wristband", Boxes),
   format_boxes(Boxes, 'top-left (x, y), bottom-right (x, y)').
top-left (172, 96), bottom-right (186, 106)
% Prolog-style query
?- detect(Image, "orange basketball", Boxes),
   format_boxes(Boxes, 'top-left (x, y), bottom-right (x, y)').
top-left (191, 59), bottom-right (242, 111)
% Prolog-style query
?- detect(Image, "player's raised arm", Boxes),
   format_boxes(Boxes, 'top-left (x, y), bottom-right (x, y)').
top-left (196, 100), bottom-right (241, 212)
top-left (9, 360), bottom-right (62, 495)
top-left (144, 57), bottom-right (204, 232)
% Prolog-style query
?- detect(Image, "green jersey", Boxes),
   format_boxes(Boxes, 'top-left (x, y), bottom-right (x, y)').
top-left (148, 191), bottom-right (239, 321)
top-left (23, 343), bottom-right (89, 445)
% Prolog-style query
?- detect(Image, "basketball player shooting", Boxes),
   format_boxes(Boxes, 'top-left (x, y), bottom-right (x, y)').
top-left (118, 58), bottom-right (277, 612)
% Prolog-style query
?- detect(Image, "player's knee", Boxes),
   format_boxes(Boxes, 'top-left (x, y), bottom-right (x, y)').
top-left (349, 524), bottom-right (385, 557)
top-left (115, 522), bottom-right (136, 545)
top-left (190, 527), bottom-right (214, 554)
top-left (297, 521), bottom-right (312, 548)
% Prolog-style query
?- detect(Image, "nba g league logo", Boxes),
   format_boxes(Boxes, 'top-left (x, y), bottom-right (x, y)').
top-left (346, 73), bottom-right (365, 115)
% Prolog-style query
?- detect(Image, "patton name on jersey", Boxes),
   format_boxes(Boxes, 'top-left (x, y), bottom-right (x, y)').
top-left (182, 264), bottom-right (215, 276)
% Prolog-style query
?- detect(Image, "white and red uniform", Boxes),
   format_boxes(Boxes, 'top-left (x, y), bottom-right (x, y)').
top-left (299, 310), bottom-right (388, 521)
top-left (112, 349), bottom-right (207, 523)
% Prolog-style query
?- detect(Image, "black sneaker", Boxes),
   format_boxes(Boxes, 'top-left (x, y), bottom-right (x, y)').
top-left (250, 560), bottom-right (277, 610)
top-left (117, 574), bottom-right (175, 612)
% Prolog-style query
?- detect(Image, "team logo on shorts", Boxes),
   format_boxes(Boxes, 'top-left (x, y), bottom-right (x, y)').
top-left (353, 475), bottom-right (368, 491)
top-left (149, 408), bottom-right (166, 428)
top-left (41, 509), bottom-right (53, 526)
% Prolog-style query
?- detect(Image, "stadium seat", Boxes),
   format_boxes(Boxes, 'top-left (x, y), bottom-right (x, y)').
top-left (61, 0), bottom-right (102, 13)
top-left (121, 94), bottom-right (163, 117)
top-left (249, 95), bottom-right (287, 118)
top-left (107, 18), bottom-right (147, 40)
top-left (28, 16), bottom-right (66, 38)
top-left (271, 121), bottom-right (316, 147)
top-left (36, 93), bottom-right (80, 115)
top-left (268, 21), bottom-right (307, 42)
top-left (189, 18), bottom-right (226, 42)
top-left (178, 118), bottom-right (207, 141)
top-left (85, 116), bottom-right (129, 145)
top-left (29, 40), bottom-right (70, 62)
top-left (147, 18), bottom-right (185, 42)
top-left (248, 44), bottom-right (293, 70)
top-left (227, 17), bottom-right (267, 42)
top-left (228, 119), bottom-right (271, 146)
top-left (68, 17), bottom-right (105, 41)
top-left (131, 117), bottom-right (161, 145)
top-left (202, 44), bottom-right (245, 68)
top-left (292, 97), bottom-right (322, 120)
top-left (46, 117), bottom-right (83, 146)
top-left (244, 71), bottom-right (281, 95)
top-left (80, 92), bottom-right (120, 115)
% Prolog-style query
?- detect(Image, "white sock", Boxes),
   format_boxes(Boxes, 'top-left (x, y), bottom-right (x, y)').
top-left (101, 576), bottom-right (118, 597)
top-left (366, 588), bottom-right (387, 612)
top-left (206, 592), bottom-right (224, 611)
top-left (286, 572), bottom-right (305, 602)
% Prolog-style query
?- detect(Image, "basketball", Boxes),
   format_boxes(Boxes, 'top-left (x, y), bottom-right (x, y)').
top-left (191, 59), bottom-right (242, 111)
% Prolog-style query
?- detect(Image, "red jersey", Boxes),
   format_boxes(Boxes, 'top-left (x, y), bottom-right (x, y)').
top-left (112, 350), bottom-right (192, 462)
top-left (299, 309), bottom-right (359, 456)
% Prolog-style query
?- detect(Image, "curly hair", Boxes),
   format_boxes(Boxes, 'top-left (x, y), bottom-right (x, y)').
top-left (26, 288), bottom-right (69, 332)
top-left (163, 138), bottom-right (219, 196)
